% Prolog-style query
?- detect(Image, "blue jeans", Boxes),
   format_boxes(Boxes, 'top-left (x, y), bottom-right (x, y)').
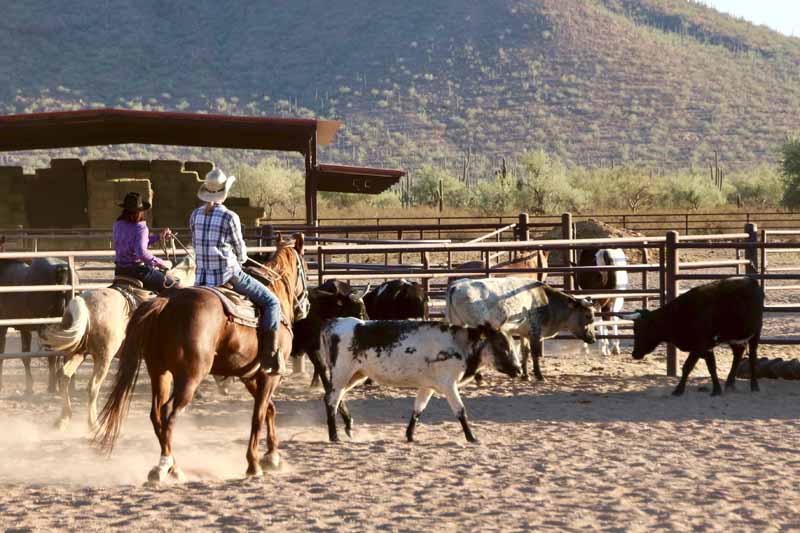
top-left (115, 264), bottom-right (179, 294)
top-left (229, 269), bottom-right (281, 331)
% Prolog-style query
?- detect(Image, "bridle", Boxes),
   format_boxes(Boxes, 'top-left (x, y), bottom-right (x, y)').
top-left (247, 246), bottom-right (310, 324)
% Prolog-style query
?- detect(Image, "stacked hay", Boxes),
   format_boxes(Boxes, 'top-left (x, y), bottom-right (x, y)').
top-left (737, 357), bottom-right (800, 380)
top-left (539, 218), bottom-right (646, 265)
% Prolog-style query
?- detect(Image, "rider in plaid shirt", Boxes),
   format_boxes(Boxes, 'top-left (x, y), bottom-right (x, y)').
top-left (191, 168), bottom-right (284, 374)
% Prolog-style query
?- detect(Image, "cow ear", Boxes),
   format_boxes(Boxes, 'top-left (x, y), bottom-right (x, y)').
top-left (294, 233), bottom-right (305, 254)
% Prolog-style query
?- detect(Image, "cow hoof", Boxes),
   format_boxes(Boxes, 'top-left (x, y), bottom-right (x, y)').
top-left (725, 382), bottom-right (736, 392)
top-left (520, 373), bottom-right (530, 382)
top-left (751, 382), bottom-right (760, 392)
top-left (710, 389), bottom-right (722, 397)
top-left (671, 389), bottom-right (685, 397)
top-left (260, 452), bottom-right (281, 471)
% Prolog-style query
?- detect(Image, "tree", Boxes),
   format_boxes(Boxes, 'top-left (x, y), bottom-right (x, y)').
top-left (780, 138), bottom-right (800, 209)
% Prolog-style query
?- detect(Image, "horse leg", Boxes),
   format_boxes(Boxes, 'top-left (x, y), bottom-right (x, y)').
top-left (147, 372), bottom-right (173, 483)
top-left (0, 326), bottom-right (6, 393)
top-left (611, 297), bottom-right (624, 355)
top-left (54, 352), bottom-right (86, 431)
top-left (262, 397), bottom-right (282, 471)
top-left (87, 350), bottom-right (115, 431)
top-left (240, 376), bottom-right (268, 476)
top-left (156, 374), bottom-right (200, 483)
top-left (21, 330), bottom-right (33, 395)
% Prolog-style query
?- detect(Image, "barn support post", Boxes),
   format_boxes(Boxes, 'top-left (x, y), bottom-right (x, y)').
top-left (665, 230), bottom-right (679, 377)
top-left (561, 213), bottom-right (574, 291)
top-left (744, 223), bottom-right (758, 278)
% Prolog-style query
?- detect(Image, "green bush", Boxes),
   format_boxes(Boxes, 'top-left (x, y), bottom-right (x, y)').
top-left (780, 138), bottom-right (800, 210)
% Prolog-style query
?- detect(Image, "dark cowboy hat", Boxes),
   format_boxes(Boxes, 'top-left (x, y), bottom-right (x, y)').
top-left (117, 192), bottom-right (151, 211)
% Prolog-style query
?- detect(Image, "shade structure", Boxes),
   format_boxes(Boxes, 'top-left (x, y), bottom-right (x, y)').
top-left (0, 108), bottom-right (340, 153)
top-left (0, 108), bottom-right (405, 224)
top-left (314, 164), bottom-right (405, 194)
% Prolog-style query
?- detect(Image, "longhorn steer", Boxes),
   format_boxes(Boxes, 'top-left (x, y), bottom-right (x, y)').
top-left (446, 278), bottom-right (596, 380)
top-left (625, 276), bottom-right (763, 396)
top-left (320, 318), bottom-right (522, 443)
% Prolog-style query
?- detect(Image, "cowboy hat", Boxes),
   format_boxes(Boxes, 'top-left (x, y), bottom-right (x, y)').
top-left (198, 168), bottom-right (236, 203)
top-left (117, 192), bottom-right (151, 211)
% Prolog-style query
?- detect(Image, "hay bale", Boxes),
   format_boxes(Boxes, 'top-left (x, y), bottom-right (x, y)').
top-left (540, 218), bottom-right (646, 265)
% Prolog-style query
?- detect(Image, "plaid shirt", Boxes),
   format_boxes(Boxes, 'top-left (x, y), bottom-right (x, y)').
top-left (190, 204), bottom-right (249, 286)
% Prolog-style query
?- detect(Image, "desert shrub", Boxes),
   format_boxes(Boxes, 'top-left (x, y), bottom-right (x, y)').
top-left (656, 173), bottom-right (727, 210)
top-left (408, 165), bottom-right (470, 209)
top-left (514, 149), bottom-right (585, 214)
top-left (727, 167), bottom-right (782, 209)
top-left (780, 137), bottom-right (800, 209)
top-left (235, 157), bottom-right (305, 219)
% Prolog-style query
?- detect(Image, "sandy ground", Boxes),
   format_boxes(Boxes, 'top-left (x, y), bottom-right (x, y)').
top-left (2, 248), bottom-right (800, 531)
top-left (2, 333), bottom-right (800, 532)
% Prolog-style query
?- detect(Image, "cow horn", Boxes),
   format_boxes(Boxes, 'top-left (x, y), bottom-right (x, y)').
top-left (621, 311), bottom-right (642, 320)
top-left (313, 289), bottom-right (336, 297)
top-left (354, 283), bottom-right (372, 299)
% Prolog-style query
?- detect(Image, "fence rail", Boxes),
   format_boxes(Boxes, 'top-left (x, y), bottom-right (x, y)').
top-left (2, 217), bottom-right (800, 377)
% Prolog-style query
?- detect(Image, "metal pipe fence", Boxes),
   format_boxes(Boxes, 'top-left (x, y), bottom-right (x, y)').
top-left (2, 221), bottom-right (800, 376)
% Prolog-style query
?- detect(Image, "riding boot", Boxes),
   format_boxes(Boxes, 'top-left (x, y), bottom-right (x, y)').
top-left (258, 329), bottom-right (285, 375)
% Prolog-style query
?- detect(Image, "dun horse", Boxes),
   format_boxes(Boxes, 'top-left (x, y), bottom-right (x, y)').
top-left (94, 234), bottom-right (309, 481)
top-left (40, 246), bottom-right (195, 430)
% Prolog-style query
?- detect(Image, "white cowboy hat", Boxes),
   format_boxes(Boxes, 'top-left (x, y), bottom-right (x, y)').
top-left (198, 168), bottom-right (236, 203)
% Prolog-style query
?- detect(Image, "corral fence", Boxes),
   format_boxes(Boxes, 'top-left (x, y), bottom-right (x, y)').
top-left (5, 210), bottom-right (800, 252)
top-left (2, 216), bottom-right (799, 378)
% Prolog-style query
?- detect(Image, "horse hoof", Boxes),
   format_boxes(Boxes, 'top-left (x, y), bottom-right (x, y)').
top-left (260, 452), bottom-right (281, 472)
top-left (246, 465), bottom-right (264, 478)
top-left (147, 466), bottom-right (169, 484)
top-left (54, 417), bottom-right (70, 431)
top-left (169, 466), bottom-right (186, 482)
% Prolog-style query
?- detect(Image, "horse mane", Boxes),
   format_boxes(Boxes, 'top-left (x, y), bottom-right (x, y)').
top-left (245, 233), bottom-right (305, 322)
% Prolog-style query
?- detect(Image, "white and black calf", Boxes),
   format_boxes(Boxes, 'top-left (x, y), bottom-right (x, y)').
top-left (625, 276), bottom-right (763, 396)
top-left (320, 318), bottom-right (522, 443)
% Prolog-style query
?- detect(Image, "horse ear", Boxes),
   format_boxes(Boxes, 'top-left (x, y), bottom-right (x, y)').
top-left (294, 233), bottom-right (305, 254)
top-left (274, 232), bottom-right (283, 245)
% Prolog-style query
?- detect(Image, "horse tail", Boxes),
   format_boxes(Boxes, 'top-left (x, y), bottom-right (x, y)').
top-left (93, 297), bottom-right (169, 455)
top-left (39, 296), bottom-right (90, 354)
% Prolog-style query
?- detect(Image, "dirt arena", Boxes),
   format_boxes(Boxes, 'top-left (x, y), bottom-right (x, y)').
top-left (2, 331), bottom-right (800, 531)
top-left (2, 246), bottom-right (800, 531)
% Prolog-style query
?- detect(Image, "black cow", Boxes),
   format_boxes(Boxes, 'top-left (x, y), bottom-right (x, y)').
top-left (625, 276), bottom-right (763, 396)
top-left (363, 279), bottom-right (425, 320)
top-left (291, 279), bottom-right (368, 388)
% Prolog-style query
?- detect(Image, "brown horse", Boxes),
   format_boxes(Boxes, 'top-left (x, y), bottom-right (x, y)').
top-left (94, 234), bottom-right (309, 481)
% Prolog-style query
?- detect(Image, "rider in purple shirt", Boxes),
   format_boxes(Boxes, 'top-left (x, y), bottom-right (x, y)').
top-left (112, 192), bottom-right (178, 293)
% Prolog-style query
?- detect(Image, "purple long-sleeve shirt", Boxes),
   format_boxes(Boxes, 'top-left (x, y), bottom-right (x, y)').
top-left (113, 220), bottom-right (167, 269)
